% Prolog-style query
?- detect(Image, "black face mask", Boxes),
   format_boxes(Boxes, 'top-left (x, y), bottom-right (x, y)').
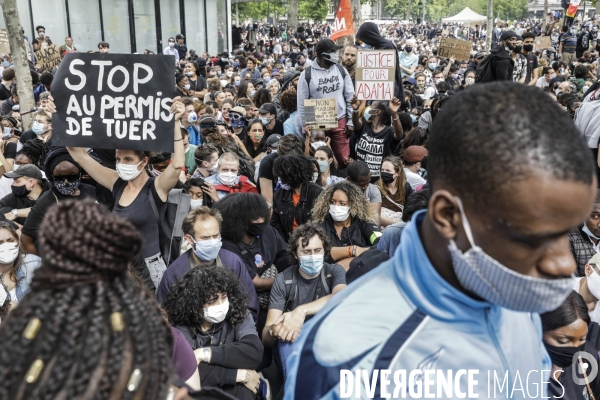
top-left (514, 45), bottom-right (523, 53)
top-left (523, 44), bottom-right (534, 52)
top-left (11, 183), bottom-right (30, 197)
top-left (544, 341), bottom-right (584, 368)
top-left (247, 222), bottom-right (266, 237)
top-left (380, 172), bottom-right (395, 184)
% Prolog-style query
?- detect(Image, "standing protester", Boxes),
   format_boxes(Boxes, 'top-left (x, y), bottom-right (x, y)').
top-left (175, 33), bottom-right (187, 60)
top-left (489, 30), bottom-right (517, 81)
top-left (297, 39), bottom-right (354, 167)
top-left (341, 44), bottom-right (357, 85)
top-left (559, 25), bottom-right (577, 65)
top-left (511, 36), bottom-right (527, 83)
top-left (163, 37), bottom-right (180, 64)
top-left (285, 82), bottom-right (596, 397)
top-left (522, 32), bottom-right (539, 85)
top-left (32, 25), bottom-right (51, 52)
top-left (569, 189), bottom-right (600, 276)
top-left (573, 252), bottom-right (600, 324)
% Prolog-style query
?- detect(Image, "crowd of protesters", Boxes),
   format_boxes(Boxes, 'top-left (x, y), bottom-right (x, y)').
top-left (0, 13), bottom-right (598, 400)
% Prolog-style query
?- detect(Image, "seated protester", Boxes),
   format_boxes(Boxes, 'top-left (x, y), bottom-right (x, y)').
top-left (311, 181), bottom-right (381, 270)
top-left (0, 221), bottom-right (41, 307)
top-left (258, 102), bottom-right (284, 137)
top-left (280, 88), bottom-right (298, 135)
top-left (262, 223), bottom-right (346, 378)
top-left (186, 177), bottom-right (216, 211)
top-left (255, 134), bottom-right (280, 184)
top-left (314, 146), bottom-right (346, 187)
top-left (193, 143), bottom-right (220, 179)
top-left (163, 267), bottom-right (264, 400)
top-left (377, 187), bottom-right (430, 257)
top-left (156, 207), bottom-right (259, 320)
top-left (0, 140), bottom-right (48, 199)
top-left (67, 99), bottom-right (185, 289)
top-left (541, 291), bottom-right (600, 399)
top-left (0, 116), bottom-right (19, 171)
top-left (181, 98), bottom-right (202, 146)
top-left (402, 145), bottom-right (428, 190)
top-left (215, 193), bottom-right (288, 311)
top-left (271, 155), bottom-right (323, 242)
top-left (205, 152), bottom-right (258, 201)
top-left (174, 73), bottom-right (195, 98)
top-left (238, 119), bottom-right (267, 162)
top-left (304, 125), bottom-right (328, 157)
top-left (18, 109), bottom-right (53, 151)
top-left (258, 134), bottom-right (304, 205)
top-left (346, 160), bottom-right (382, 226)
top-left (569, 189), bottom-right (600, 276)
top-left (573, 252), bottom-right (600, 324)
top-left (350, 96), bottom-right (404, 180)
top-left (377, 156), bottom-right (413, 228)
top-left (170, 326), bottom-right (202, 390)
top-left (0, 165), bottom-right (48, 225)
top-left (229, 106), bottom-right (249, 143)
top-left (236, 98), bottom-right (259, 124)
top-left (182, 130), bottom-right (198, 176)
top-left (148, 152), bottom-right (187, 187)
top-left (21, 147), bottom-right (97, 255)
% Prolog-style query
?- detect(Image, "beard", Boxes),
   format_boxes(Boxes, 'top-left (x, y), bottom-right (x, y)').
top-left (342, 59), bottom-right (355, 68)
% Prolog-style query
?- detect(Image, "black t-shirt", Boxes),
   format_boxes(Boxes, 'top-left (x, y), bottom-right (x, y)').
top-left (0, 184), bottom-right (49, 225)
top-left (0, 84), bottom-right (11, 101)
top-left (112, 178), bottom-right (165, 259)
top-left (3, 141), bottom-right (16, 160)
top-left (355, 121), bottom-right (397, 179)
top-left (22, 184), bottom-right (97, 241)
top-left (525, 52), bottom-right (539, 84)
top-left (189, 76), bottom-right (207, 92)
top-left (258, 152), bottom-right (277, 190)
top-left (265, 119), bottom-right (284, 137)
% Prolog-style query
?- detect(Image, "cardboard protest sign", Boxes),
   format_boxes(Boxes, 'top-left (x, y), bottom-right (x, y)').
top-left (534, 36), bottom-right (552, 51)
top-left (52, 53), bottom-right (176, 152)
top-left (442, 29), bottom-right (450, 36)
top-left (34, 44), bottom-right (61, 70)
top-left (304, 99), bottom-right (338, 129)
top-left (437, 38), bottom-right (472, 62)
top-left (355, 50), bottom-right (396, 101)
top-left (0, 30), bottom-right (9, 56)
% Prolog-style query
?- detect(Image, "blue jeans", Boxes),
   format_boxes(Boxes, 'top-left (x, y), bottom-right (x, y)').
top-left (274, 340), bottom-right (295, 380)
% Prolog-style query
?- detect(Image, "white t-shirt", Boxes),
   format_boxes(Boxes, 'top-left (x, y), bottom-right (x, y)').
top-left (404, 168), bottom-right (427, 190)
top-left (573, 277), bottom-right (600, 324)
top-left (535, 76), bottom-right (549, 89)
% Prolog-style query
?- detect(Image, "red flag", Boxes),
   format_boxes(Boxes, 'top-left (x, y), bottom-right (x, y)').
top-left (330, 0), bottom-right (354, 41)
top-left (566, 0), bottom-right (581, 17)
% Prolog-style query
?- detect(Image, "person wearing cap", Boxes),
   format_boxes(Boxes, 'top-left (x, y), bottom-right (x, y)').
top-left (229, 105), bottom-right (248, 142)
top-left (297, 38), bottom-right (354, 167)
top-left (258, 103), bottom-right (284, 137)
top-left (573, 252), bottom-right (600, 324)
top-left (402, 145), bottom-right (427, 190)
top-left (399, 39), bottom-right (419, 78)
top-left (175, 33), bottom-right (187, 61)
top-left (0, 164), bottom-right (48, 225)
top-left (489, 30), bottom-right (517, 81)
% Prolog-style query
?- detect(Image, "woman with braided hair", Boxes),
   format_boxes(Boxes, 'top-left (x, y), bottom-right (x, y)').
top-left (0, 199), bottom-right (186, 400)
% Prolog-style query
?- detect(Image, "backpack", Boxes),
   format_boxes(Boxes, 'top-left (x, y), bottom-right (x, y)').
top-left (475, 54), bottom-right (495, 83)
top-left (282, 264), bottom-right (333, 312)
top-left (148, 188), bottom-right (191, 266)
top-left (304, 64), bottom-right (347, 99)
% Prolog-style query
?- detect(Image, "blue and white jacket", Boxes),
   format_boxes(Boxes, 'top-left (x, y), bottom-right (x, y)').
top-left (284, 210), bottom-right (551, 399)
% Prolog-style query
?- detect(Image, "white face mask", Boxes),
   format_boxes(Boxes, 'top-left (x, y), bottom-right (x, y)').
top-left (587, 266), bottom-right (600, 300)
top-left (226, 71), bottom-right (233, 78)
top-left (0, 242), bottom-right (19, 264)
top-left (184, 84), bottom-right (191, 90)
top-left (329, 205), bottom-right (350, 222)
top-left (218, 171), bottom-right (237, 185)
top-left (116, 161), bottom-right (144, 181)
top-left (220, 79), bottom-right (228, 87)
top-left (203, 298), bottom-right (229, 324)
top-left (190, 198), bottom-right (203, 209)
top-left (311, 141), bottom-right (327, 150)
top-left (448, 197), bottom-right (574, 313)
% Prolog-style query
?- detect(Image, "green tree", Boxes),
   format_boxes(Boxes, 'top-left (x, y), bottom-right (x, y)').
top-left (298, 0), bottom-right (330, 21)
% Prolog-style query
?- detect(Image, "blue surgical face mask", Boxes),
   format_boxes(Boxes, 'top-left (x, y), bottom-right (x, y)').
top-left (249, 90), bottom-right (256, 97)
top-left (191, 237), bottom-right (222, 261)
top-left (2, 61), bottom-right (9, 68)
top-left (583, 224), bottom-right (600, 240)
top-left (429, 62), bottom-right (437, 70)
top-left (299, 254), bottom-right (324, 275)
top-left (234, 62), bottom-right (240, 68)
top-left (32, 121), bottom-right (46, 135)
top-left (259, 116), bottom-right (270, 125)
top-left (363, 107), bottom-right (372, 121)
top-left (411, 114), bottom-right (418, 124)
top-left (235, 80), bottom-right (241, 87)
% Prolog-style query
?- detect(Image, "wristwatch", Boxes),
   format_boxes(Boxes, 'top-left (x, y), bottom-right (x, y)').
top-left (11, 209), bottom-right (17, 217)
top-left (202, 347), bottom-right (211, 363)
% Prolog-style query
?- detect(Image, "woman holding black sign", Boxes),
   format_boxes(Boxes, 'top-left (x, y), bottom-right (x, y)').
top-left (66, 97), bottom-right (186, 291)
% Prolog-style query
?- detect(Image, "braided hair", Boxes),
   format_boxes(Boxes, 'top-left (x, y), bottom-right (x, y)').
top-left (0, 199), bottom-right (174, 400)
top-left (18, 139), bottom-right (49, 170)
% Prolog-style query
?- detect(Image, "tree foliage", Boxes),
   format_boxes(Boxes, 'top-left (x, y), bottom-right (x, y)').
top-left (298, 0), bottom-right (330, 21)
top-left (235, 0), bottom-right (328, 22)
top-left (384, 0), bottom-right (528, 22)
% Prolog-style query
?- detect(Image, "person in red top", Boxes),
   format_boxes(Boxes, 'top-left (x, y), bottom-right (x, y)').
top-left (204, 152), bottom-right (258, 202)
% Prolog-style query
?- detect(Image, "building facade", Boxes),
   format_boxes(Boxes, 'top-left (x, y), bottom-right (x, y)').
top-left (3, 0), bottom-right (231, 56)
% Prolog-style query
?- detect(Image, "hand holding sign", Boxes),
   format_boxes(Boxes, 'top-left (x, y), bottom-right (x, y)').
top-left (350, 95), bottom-right (360, 110)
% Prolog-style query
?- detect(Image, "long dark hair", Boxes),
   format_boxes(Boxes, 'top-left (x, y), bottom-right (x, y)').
top-left (214, 193), bottom-right (271, 242)
top-left (541, 291), bottom-right (591, 333)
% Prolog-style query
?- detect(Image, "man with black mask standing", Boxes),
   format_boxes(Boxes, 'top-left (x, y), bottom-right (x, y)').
top-left (522, 32), bottom-right (539, 85)
top-left (297, 39), bottom-right (354, 167)
top-left (490, 30), bottom-right (517, 81)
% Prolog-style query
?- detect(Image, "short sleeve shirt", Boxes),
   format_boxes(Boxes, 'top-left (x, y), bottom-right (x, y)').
top-left (355, 122), bottom-right (397, 179)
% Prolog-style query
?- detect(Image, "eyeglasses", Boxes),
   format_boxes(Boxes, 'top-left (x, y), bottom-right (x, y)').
top-left (229, 113), bottom-right (245, 120)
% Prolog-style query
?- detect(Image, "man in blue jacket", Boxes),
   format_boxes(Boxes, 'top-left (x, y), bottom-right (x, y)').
top-left (156, 206), bottom-right (259, 321)
top-left (284, 82), bottom-right (597, 399)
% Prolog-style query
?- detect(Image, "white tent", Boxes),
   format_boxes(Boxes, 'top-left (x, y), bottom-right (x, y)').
top-left (442, 7), bottom-right (487, 24)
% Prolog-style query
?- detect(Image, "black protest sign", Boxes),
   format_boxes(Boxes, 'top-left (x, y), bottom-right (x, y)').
top-left (52, 53), bottom-right (175, 152)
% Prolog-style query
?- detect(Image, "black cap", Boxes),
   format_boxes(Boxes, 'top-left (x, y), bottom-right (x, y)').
top-left (258, 103), bottom-right (277, 115)
top-left (315, 38), bottom-right (342, 55)
top-left (500, 31), bottom-right (517, 41)
top-left (267, 134), bottom-right (281, 149)
top-left (176, 33), bottom-right (184, 40)
top-left (4, 164), bottom-right (43, 180)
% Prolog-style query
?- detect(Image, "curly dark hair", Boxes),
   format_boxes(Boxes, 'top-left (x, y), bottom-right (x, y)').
top-left (312, 181), bottom-right (376, 223)
top-left (273, 154), bottom-right (314, 189)
top-left (277, 134), bottom-right (305, 156)
top-left (401, 128), bottom-right (428, 155)
top-left (163, 266), bottom-right (248, 338)
top-left (252, 88), bottom-right (272, 109)
top-left (18, 139), bottom-right (49, 170)
top-left (0, 199), bottom-right (174, 399)
top-left (213, 193), bottom-right (271, 242)
top-left (287, 222), bottom-right (331, 262)
top-left (279, 88), bottom-right (297, 113)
